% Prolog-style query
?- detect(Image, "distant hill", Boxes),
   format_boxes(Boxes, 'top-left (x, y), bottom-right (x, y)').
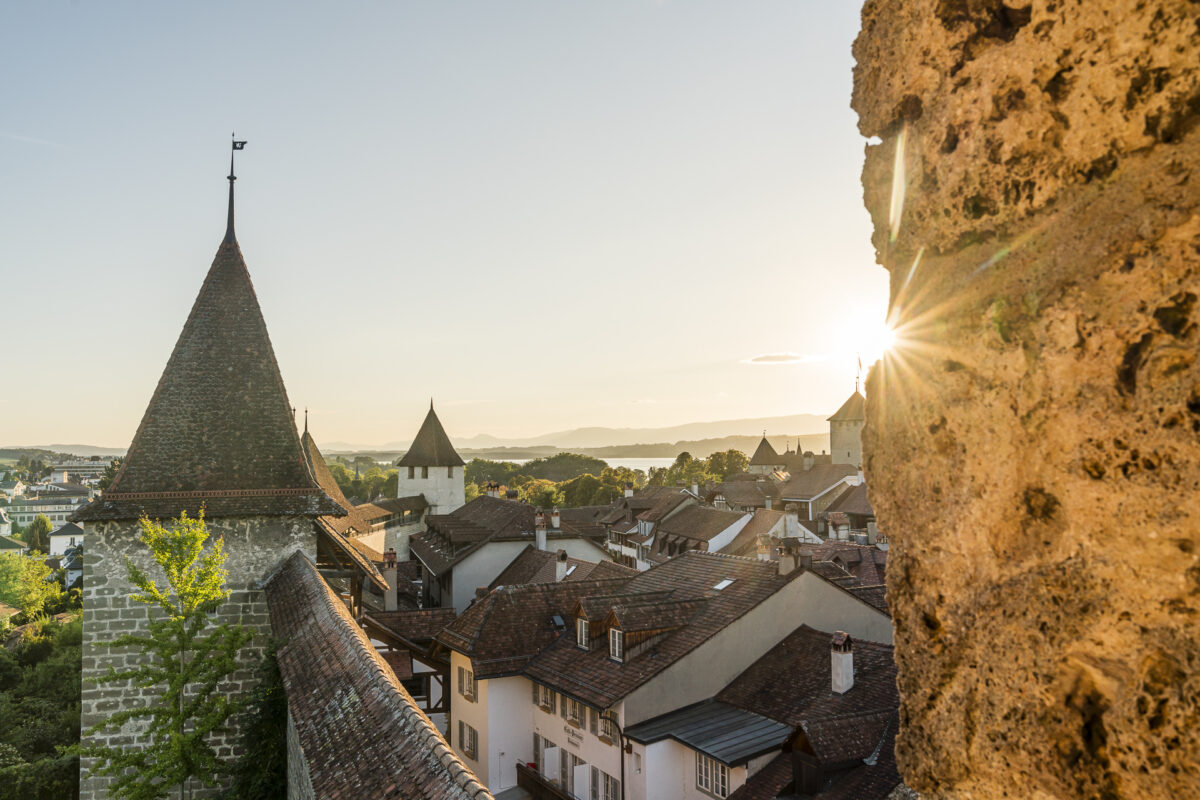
top-left (323, 413), bottom-right (832, 453)
top-left (0, 445), bottom-right (126, 459)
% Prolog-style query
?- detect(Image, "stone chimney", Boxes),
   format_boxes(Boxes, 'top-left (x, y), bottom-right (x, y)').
top-left (756, 535), bottom-right (772, 562)
top-left (784, 504), bottom-right (800, 538)
top-left (506, 488), bottom-right (520, 500)
top-left (551, 506), bottom-right (561, 530)
top-left (555, 549), bottom-right (569, 582)
top-left (624, 482), bottom-right (634, 498)
top-left (831, 631), bottom-right (854, 694)
top-left (803, 451), bottom-right (815, 471)
top-left (535, 508), bottom-right (547, 551)
top-left (382, 560), bottom-right (399, 612)
top-left (777, 551), bottom-right (796, 576)
top-left (691, 480), bottom-right (699, 497)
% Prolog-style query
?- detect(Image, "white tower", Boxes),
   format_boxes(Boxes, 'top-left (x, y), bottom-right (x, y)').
top-left (396, 401), bottom-right (465, 514)
top-left (828, 390), bottom-right (866, 467)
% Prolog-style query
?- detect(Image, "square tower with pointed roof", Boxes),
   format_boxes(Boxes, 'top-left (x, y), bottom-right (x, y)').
top-left (73, 176), bottom-right (343, 800)
top-left (396, 401), bottom-right (466, 514)
top-left (828, 390), bottom-right (866, 467)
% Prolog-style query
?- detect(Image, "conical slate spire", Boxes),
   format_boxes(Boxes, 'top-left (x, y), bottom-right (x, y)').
top-left (397, 402), bottom-right (465, 468)
top-left (75, 177), bottom-right (341, 522)
top-left (749, 435), bottom-right (781, 466)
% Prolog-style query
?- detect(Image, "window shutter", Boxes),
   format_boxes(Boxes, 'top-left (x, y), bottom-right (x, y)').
top-left (458, 720), bottom-right (464, 748)
top-left (533, 681), bottom-right (540, 705)
top-left (591, 767), bottom-right (599, 800)
top-left (560, 695), bottom-right (568, 718)
top-left (590, 708), bottom-right (598, 734)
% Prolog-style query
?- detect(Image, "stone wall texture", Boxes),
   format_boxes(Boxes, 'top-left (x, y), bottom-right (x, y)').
top-left (80, 517), bottom-right (317, 800)
top-left (853, 2), bottom-right (1200, 799)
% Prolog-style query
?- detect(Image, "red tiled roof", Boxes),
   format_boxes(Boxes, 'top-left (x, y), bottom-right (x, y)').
top-left (265, 552), bottom-right (492, 799)
top-left (367, 608), bottom-right (459, 643)
top-left (488, 545), bottom-right (635, 589)
top-left (825, 482), bottom-right (875, 517)
top-left (655, 506), bottom-right (747, 544)
top-left (778, 466), bottom-right (859, 501)
top-left (722, 509), bottom-right (784, 557)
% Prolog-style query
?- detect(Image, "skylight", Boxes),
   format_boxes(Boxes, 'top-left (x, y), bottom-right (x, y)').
top-left (713, 579), bottom-right (734, 591)
top-left (565, 564), bottom-right (577, 576)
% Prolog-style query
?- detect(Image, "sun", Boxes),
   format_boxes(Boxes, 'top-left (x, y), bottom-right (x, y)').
top-left (846, 319), bottom-right (897, 366)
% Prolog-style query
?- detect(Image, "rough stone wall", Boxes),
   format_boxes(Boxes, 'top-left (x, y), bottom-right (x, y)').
top-left (80, 516), bottom-right (317, 800)
top-left (853, 2), bottom-right (1200, 799)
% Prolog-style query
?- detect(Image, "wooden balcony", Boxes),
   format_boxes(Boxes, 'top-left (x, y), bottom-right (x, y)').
top-left (515, 762), bottom-right (574, 800)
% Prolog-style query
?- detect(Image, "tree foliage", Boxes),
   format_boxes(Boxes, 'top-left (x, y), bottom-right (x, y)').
top-left (85, 512), bottom-right (253, 800)
top-left (647, 449), bottom-right (750, 488)
top-left (98, 458), bottom-right (123, 492)
top-left (24, 515), bottom-right (53, 555)
top-left (221, 641), bottom-right (286, 800)
top-left (326, 461), bottom-right (397, 503)
top-left (464, 455), bottom-right (647, 508)
top-left (0, 615), bottom-right (82, 800)
top-left (0, 553), bottom-right (62, 618)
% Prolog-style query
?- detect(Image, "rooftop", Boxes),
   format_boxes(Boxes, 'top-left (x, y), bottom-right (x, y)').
top-left (397, 404), bottom-right (465, 468)
top-left (625, 699), bottom-right (790, 767)
top-left (265, 552), bottom-right (492, 800)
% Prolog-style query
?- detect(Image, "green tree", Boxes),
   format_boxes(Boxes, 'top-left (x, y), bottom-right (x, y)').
top-left (85, 512), bottom-right (253, 800)
top-left (705, 449), bottom-right (749, 481)
top-left (463, 482), bottom-right (482, 503)
top-left (98, 458), bottom-right (123, 492)
top-left (0, 553), bottom-right (62, 618)
top-left (24, 516), bottom-right (53, 555)
top-left (221, 641), bottom-right (286, 800)
top-left (520, 479), bottom-right (564, 510)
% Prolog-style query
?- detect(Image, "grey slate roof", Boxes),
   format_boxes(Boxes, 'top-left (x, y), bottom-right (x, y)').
top-left (75, 237), bottom-right (341, 522)
top-left (749, 436), bottom-right (782, 466)
top-left (397, 405), bottom-right (465, 468)
top-left (625, 699), bottom-right (790, 766)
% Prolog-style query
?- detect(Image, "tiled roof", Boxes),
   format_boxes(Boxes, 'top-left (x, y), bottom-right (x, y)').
top-left (302, 429), bottom-right (373, 538)
top-left (265, 552), bottom-right (492, 800)
top-left (778, 465), bottom-right (859, 501)
top-left (366, 608), bottom-right (459, 643)
top-left (522, 554), bottom-right (797, 708)
top-left (488, 545), bottom-right (618, 589)
top-left (800, 542), bottom-right (888, 587)
top-left (76, 239), bottom-right (342, 522)
top-left (435, 579), bottom-right (628, 678)
top-left (716, 625), bottom-right (898, 741)
top-left (636, 493), bottom-right (692, 524)
top-left (357, 496), bottom-right (428, 522)
top-left (411, 496), bottom-right (607, 578)
top-left (712, 481), bottom-right (778, 509)
top-left (655, 506), bottom-right (747, 545)
top-left (825, 482), bottom-right (875, 517)
top-left (749, 436), bottom-right (782, 466)
top-left (721, 509), bottom-right (784, 557)
top-left (397, 404), bottom-right (464, 468)
top-left (49, 522), bottom-right (85, 539)
top-left (0, 535), bottom-right (26, 550)
top-left (828, 391), bottom-right (866, 422)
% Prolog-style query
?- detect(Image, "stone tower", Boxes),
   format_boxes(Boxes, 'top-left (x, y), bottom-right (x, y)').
top-left (73, 166), bottom-right (342, 800)
top-left (396, 401), bottom-right (465, 514)
top-left (828, 390), bottom-right (865, 467)
top-left (748, 434), bottom-right (785, 475)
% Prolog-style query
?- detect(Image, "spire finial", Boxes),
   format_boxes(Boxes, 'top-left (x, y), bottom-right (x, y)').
top-left (856, 352), bottom-right (862, 394)
top-left (430, 397), bottom-right (434, 411)
top-left (304, 407), bottom-right (309, 434)
top-left (224, 134), bottom-right (247, 244)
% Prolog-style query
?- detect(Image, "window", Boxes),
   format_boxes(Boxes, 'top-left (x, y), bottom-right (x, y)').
top-left (696, 753), bottom-right (729, 798)
top-left (457, 720), bottom-right (477, 759)
top-left (534, 683), bottom-right (557, 713)
top-left (591, 767), bottom-right (620, 800)
top-left (421, 466), bottom-right (429, 478)
top-left (609, 629), bottom-right (624, 662)
top-left (600, 715), bottom-right (618, 743)
top-left (576, 617), bottom-right (589, 649)
top-left (408, 466), bottom-right (415, 479)
top-left (567, 698), bottom-right (584, 727)
top-left (712, 579), bottom-right (733, 591)
top-left (457, 666), bottom-right (475, 701)
top-left (448, 466), bottom-right (454, 478)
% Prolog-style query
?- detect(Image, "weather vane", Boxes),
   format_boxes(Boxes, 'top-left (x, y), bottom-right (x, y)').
top-left (224, 134), bottom-right (248, 244)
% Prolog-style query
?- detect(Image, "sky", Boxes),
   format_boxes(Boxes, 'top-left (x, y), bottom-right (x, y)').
top-left (0, 1), bottom-right (885, 448)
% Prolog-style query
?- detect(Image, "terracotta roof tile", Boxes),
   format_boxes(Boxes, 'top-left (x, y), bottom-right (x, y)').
top-left (778, 466), bottom-right (859, 501)
top-left (265, 552), bottom-right (492, 799)
top-left (367, 608), bottom-right (459, 643)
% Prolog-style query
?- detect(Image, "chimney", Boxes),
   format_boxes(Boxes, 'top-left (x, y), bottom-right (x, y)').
top-left (382, 553), bottom-right (399, 612)
top-left (691, 480), bottom-right (699, 497)
top-left (756, 535), bottom-right (772, 562)
top-left (867, 521), bottom-right (879, 545)
top-left (777, 551), bottom-right (796, 576)
top-left (765, 497), bottom-right (773, 510)
top-left (799, 552), bottom-right (813, 570)
top-left (784, 504), bottom-right (800, 538)
top-left (556, 549), bottom-right (569, 582)
top-left (803, 451), bottom-right (814, 471)
top-left (506, 488), bottom-right (520, 500)
top-left (831, 631), bottom-right (854, 694)
top-left (551, 506), bottom-right (561, 530)
top-left (535, 508), bottom-right (547, 551)
top-left (624, 482), bottom-right (634, 498)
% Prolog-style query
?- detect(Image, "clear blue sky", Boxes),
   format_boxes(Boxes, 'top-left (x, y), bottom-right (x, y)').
top-left (0, 1), bottom-right (884, 448)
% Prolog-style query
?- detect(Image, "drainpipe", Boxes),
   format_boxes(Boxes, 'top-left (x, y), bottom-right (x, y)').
top-left (606, 712), bottom-right (629, 800)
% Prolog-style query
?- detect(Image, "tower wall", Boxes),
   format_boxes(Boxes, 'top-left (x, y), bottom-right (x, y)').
top-left (830, 420), bottom-right (864, 466)
top-left (400, 466), bottom-right (465, 515)
top-left (80, 516), bottom-right (318, 800)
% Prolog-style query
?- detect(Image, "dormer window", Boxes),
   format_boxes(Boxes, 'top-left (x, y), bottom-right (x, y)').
top-left (609, 628), bottom-right (624, 662)
top-left (576, 618), bottom-right (589, 649)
